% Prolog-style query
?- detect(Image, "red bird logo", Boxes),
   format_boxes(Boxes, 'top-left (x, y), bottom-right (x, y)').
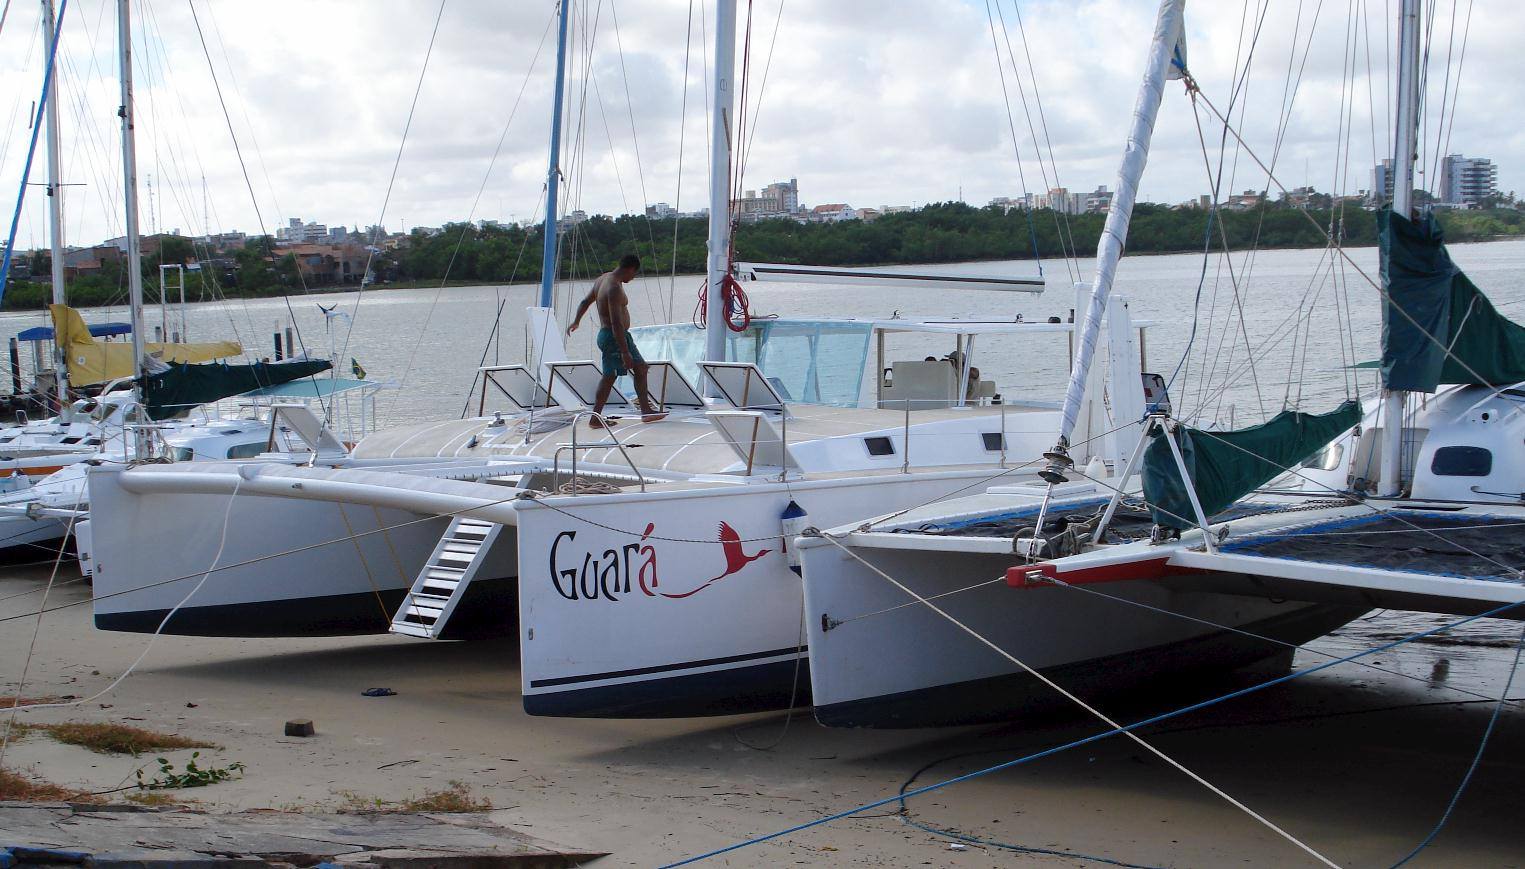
top-left (659, 522), bottom-right (772, 599)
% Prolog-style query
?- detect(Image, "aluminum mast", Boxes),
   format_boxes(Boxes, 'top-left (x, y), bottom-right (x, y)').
top-left (116, 0), bottom-right (147, 455)
top-left (537, 0), bottom-right (573, 308)
top-left (703, 0), bottom-right (737, 364)
top-left (42, 0), bottom-right (69, 412)
top-left (1378, 0), bottom-right (1422, 497)
top-left (1041, 0), bottom-right (1185, 482)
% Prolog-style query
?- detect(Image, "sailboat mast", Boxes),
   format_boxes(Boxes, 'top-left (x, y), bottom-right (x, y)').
top-left (1379, 0), bottom-right (1422, 497)
top-left (42, 0), bottom-right (68, 412)
top-left (703, 0), bottom-right (737, 364)
top-left (116, 0), bottom-right (146, 395)
top-left (1042, 0), bottom-right (1185, 481)
top-left (537, 0), bottom-right (573, 309)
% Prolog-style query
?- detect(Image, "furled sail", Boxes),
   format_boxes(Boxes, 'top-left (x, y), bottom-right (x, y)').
top-left (50, 304), bottom-right (241, 386)
top-left (1380, 209), bottom-right (1525, 392)
top-left (141, 358), bottom-right (333, 420)
top-left (1141, 400), bottom-right (1362, 530)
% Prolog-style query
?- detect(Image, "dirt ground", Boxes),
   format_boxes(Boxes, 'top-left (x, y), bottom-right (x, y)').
top-left (1, 563), bottom-right (1522, 867)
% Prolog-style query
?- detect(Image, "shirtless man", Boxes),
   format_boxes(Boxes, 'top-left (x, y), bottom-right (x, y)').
top-left (567, 254), bottom-right (665, 426)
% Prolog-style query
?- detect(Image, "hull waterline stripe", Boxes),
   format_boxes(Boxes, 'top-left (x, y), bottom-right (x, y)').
top-left (528, 644), bottom-right (806, 688)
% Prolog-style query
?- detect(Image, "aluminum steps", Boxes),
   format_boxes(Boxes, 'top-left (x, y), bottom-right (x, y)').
top-left (390, 517), bottom-right (502, 639)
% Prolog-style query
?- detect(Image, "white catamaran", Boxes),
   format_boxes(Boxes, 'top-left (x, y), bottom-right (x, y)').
top-left (83, 0), bottom-right (1169, 719)
top-left (796, 0), bottom-right (1525, 728)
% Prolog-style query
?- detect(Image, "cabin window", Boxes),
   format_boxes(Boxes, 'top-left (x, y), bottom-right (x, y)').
top-left (1430, 446), bottom-right (1492, 477)
top-left (170, 447), bottom-right (194, 462)
top-left (981, 432), bottom-right (1006, 452)
top-left (1302, 443), bottom-right (1344, 472)
top-left (863, 436), bottom-right (896, 457)
top-left (226, 441), bottom-right (267, 460)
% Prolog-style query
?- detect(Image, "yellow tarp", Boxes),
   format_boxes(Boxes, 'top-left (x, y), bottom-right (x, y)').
top-left (50, 304), bottom-right (242, 385)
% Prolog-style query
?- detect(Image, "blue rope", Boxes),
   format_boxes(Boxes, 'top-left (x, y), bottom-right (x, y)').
top-left (1388, 622), bottom-right (1525, 868)
top-left (0, 0), bottom-right (69, 308)
top-left (659, 597), bottom-right (1525, 867)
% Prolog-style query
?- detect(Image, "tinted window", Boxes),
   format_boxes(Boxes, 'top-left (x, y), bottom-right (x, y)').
top-left (864, 436), bottom-right (895, 456)
top-left (981, 432), bottom-right (1005, 451)
top-left (226, 441), bottom-right (267, 459)
top-left (1431, 446), bottom-right (1492, 477)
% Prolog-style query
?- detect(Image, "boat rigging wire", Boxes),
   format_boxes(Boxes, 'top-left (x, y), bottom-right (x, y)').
top-left (1388, 622), bottom-right (1524, 867)
top-left (0, 0), bottom-right (67, 306)
top-left (659, 594), bottom-right (1525, 868)
top-left (742, 533), bottom-right (1343, 867)
top-left (980, 0), bottom-right (1043, 271)
top-left (186, 0), bottom-right (330, 416)
top-left (337, 0), bottom-right (448, 390)
top-left (392, 4), bottom-right (557, 417)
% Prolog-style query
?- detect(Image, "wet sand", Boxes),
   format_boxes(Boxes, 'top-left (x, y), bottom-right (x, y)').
top-left (2, 563), bottom-right (1522, 867)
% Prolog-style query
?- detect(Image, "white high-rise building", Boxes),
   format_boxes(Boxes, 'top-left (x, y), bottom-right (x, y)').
top-left (1438, 154), bottom-right (1498, 206)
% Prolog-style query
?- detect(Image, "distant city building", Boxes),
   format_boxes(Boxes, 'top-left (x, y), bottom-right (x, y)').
top-left (988, 196), bottom-right (1020, 213)
top-left (645, 202), bottom-right (676, 219)
top-left (761, 178), bottom-right (799, 214)
top-left (1371, 158), bottom-right (1395, 205)
top-left (1439, 154), bottom-right (1498, 206)
top-left (857, 207), bottom-right (881, 222)
top-left (1033, 187), bottom-right (1080, 214)
top-left (880, 204), bottom-right (914, 214)
top-left (1083, 185), bottom-right (1113, 214)
top-left (276, 217), bottom-right (329, 245)
top-left (811, 203), bottom-right (856, 222)
top-left (1224, 189), bottom-right (1265, 210)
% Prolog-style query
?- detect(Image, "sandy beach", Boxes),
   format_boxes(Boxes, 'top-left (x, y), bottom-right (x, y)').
top-left (2, 562), bottom-right (1522, 867)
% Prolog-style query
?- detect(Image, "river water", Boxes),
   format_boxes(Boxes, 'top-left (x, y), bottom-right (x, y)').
top-left (11, 237), bottom-right (1525, 429)
top-left (7, 239), bottom-right (1524, 653)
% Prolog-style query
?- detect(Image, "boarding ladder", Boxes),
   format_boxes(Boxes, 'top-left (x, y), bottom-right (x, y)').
top-left (389, 517), bottom-right (502, 639)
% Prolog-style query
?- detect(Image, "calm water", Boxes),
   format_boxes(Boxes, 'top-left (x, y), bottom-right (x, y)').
top-left (11, 237), bottom-right (1525, 428)
top-left (8, 239), bottom-right (1523, 650)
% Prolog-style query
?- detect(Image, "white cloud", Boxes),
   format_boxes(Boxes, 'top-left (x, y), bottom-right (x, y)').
top-left (0, 0), bottom-right (1519, 250)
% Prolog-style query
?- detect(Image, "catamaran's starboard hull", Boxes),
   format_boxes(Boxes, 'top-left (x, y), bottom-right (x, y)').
top-left (515, 470), bottom-right (1029, 718)
top-left (799, 543), bottom-right (1364, 728)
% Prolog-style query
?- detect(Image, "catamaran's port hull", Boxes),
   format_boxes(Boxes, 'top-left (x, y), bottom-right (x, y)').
top-left (799, 542), bottom-right (1365, 728)
top-left (86, 464), bottom-right (519, 638)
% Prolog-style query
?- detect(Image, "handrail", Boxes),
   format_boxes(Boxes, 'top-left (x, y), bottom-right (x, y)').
top-left (551, 410), bottom-right (647, 494)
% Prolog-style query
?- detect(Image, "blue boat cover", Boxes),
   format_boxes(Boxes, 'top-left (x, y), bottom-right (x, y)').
top-left (16, 321), bottom-right (131, 342)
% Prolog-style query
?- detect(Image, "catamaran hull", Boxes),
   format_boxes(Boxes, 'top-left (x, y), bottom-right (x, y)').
top-left (86, 466), bottom-right (518, 637)
top-left (799, 544), bottom-right (1364, 728)
top-left (515, 470), bottom-right (1031, 718)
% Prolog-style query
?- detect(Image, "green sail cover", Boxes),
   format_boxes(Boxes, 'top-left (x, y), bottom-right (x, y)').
top-left (1141, 400), bottom-right (1362, 530)
top-left (1380, 209), bottom-right (1525, 392)
top-left (142, 359), bottom-right (333, 420)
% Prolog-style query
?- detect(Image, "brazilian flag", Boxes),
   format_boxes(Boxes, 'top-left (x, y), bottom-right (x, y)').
top-left (351, 358), bottom-right (367, 380)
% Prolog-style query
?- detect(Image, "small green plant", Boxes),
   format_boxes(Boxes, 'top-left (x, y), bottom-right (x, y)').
top-left (135, 752), bottom-right (245, 790)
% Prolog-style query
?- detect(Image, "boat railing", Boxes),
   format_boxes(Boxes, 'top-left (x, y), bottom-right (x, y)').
top-left (551, 410), bottom-right (647, 494)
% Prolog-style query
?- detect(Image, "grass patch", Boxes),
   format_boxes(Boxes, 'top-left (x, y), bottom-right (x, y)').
top-left (0, 695), bottom-right (69, 709)
top-left (340, 781), bottom-right (491, 813)
top-left (0, 767), bottom-right (101, 803)
top-left (25, 722), bottom-right (215, 756)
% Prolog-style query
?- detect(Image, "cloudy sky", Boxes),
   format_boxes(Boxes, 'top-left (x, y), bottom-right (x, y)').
top-left (1, 0), bottom-right (1519, 250)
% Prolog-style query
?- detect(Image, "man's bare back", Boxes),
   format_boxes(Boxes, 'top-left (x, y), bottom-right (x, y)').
top-left (591, 270), bottom-right (630, 333)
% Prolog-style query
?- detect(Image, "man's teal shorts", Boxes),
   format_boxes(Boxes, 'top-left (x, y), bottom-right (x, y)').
top-left (597, 327), bottom-right (645, 376)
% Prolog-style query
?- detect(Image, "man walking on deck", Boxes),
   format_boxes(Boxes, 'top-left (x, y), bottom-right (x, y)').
top-left (567, 254), bottom-right (665, 427)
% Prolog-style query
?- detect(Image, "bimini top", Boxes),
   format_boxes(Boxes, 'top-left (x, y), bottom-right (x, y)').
top-left (16, 321), bottom-right (131, 342)
top-left (239, 376), bottom-right (385, 399)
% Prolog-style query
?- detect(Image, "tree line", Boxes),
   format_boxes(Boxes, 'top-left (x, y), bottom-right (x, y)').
top-left (6, 201), bottom-right (1525, 311)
